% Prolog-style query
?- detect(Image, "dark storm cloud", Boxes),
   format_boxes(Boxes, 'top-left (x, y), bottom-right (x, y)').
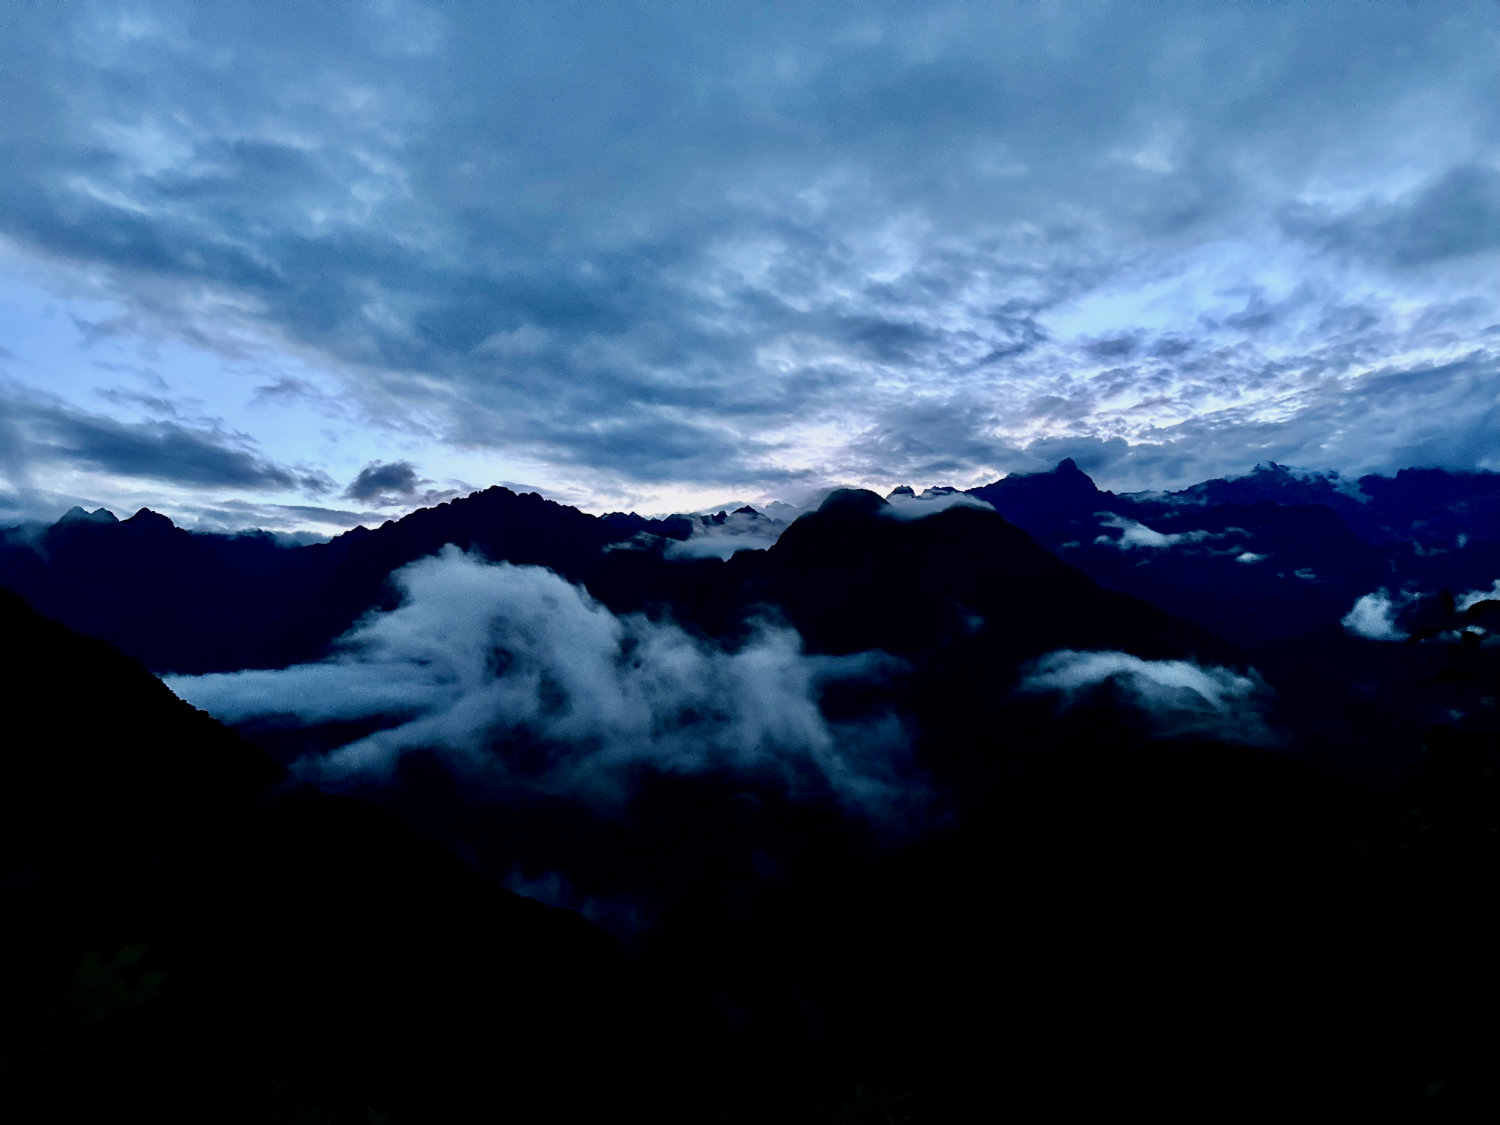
top-left (1, 2), bottom-right (1498, 494)
top-left (344, 459), bottom-right (421, 502)
top-left (0, 388), bottom-right (321, 492)
top-left (42, 413), bottom-right (293, 489)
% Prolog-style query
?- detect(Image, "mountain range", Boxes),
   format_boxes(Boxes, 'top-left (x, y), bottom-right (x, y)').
top-left (5, 461), bottom-right (1500, 1120)
top-left (7, 459), bottom-right (1500, 672)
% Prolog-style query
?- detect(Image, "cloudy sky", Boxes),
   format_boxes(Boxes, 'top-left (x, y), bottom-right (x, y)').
top-left (2, 1), bottom-right (1499, 533)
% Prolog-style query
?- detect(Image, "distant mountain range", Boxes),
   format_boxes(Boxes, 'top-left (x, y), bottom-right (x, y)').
top-left (0, 487), bottom-right (692, 672)
top-left (8, 460), bottom-right (1500, 672)
top-left (0, 470), bottom-right (1199, 673)
top-left (5, 461), bottom-right (1498, 790)
top-left (966, 459), bottom-right (1500, 647)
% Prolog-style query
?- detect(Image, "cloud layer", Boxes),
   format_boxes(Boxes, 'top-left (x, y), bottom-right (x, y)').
top-left (0, 384), bottom-right (329, 496)
top-left (167, 546), bottom-right (923, 823)
top-left (3, 2), bottom-right (1500, 521)
top-left (1016, 649), bottom-right (1277, 745)
top-left (662, 507), bottom-right (786, 560)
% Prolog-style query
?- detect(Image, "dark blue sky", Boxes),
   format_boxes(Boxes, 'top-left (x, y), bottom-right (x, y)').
top-left (2, 1), bottom-right (1499, 531)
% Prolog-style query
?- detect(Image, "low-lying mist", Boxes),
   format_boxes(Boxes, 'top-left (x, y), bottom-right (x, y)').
top-left (1016, 648), bottom-right (1279, 746)
top-left (168, 545), bottom-right (927, 826)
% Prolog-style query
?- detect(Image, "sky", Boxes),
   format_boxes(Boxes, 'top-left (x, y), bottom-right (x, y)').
top-left (2, 1), bottom-right (1500, 534)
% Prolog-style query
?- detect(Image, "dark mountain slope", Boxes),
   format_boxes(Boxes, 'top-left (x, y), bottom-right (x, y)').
top-left (0, 587), bottom-right (649, 1123)
top-left (966, 460), bottom-right (1500, 647)
top-left (1, 477), bottom-right (1230, 681)
top-left (1147, 462), bottom-right (1500, 548)
top-left (7, 548), bottom-right (1500, 1119)
top-left (9, 460), bottom-right (1500, 673)
top-left (1071, 500), bottom-right (1386, 647)
top-left (1355, 466), bottom-right (1500, 546)
top-left (970, 459), bottom-right (1500, 554)
top-left (764, 487), bottom-right (1223, 662)
top-left (0, 585), bottom-right (282, 865)
top-left (966, 456), bottom-right (1115, 536)
top-left (746, 489), bottom-right (1240, 792)
top-left (624, 703), bottom-right (1500, 1123)
top-left (0, 508), bottom-right (295, 673)
top-left (1151, 460), bottom-right (1367, 516)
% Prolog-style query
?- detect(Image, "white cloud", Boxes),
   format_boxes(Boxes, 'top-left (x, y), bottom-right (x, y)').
top-left (663, 507), bottom-right (785, 559)
top-left (1341, 588), bottom-right (1411, 640)
top-left (1457, 579), bottom-right (1500, 613)
top-left (1092, 513), bottom-right (1226, 551)
top-left (167, 546), bottom-right (925, 825)
top-left (883, 489), bottom-right (994, 520)
top-left (1015, 649), bottom-right (1277, 745)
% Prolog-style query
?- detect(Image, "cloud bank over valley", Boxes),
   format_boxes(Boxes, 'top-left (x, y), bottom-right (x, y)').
top-left (168, 545), bottom-right (925, 825)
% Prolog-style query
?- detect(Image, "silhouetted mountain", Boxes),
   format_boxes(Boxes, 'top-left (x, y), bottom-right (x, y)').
top-left (1109, 461), bottom-right (1500, 561)
top-left (1151, 460), bottom-right (1363, 513)
top-left (1058, 500), bottom-right (1384, 647)
top-left (963, 460), bottom-right (1500, 647)
top-left (0, 487), bottom-right (696, 673)
top-left (1355, 466), bottom-right (1500, 546)
top-left (56, 505), bottom-right (118, 525)
top-left (1116, 461), bottom-right (1500, 549)
top-left (0, 475), bottom-right (1213, 678)
top-left (8, 450), bottom-right (1500, 1120)
top-left (0, 587), bottom-right (650, 1123)
top-left (967, 459), bottom-right (1500, 550)
top-left (968, 456), bottom-right (1113, 536)
top-left (764, 486), bottom-right (1220, 664)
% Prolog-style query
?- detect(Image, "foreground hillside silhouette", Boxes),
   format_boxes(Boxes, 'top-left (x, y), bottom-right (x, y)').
top-left (0, 588), bottom-right (648, 1122)
top-left (4, 589), bottom-right (1498, 1121)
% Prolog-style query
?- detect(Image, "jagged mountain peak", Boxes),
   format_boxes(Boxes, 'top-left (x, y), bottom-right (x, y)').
top-left (124, 507), bottom-right (176, 531)
top-left (58, 505), bottom-right (119, 525)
